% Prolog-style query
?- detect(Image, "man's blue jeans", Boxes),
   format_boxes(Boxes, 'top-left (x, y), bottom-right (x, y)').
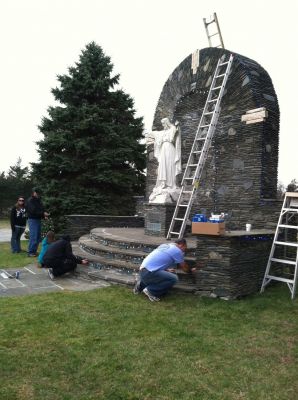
top-left (140, 268), bottom-right (178, 297)
top-left (11, 227), bottom-right (25, 253)
top-left (28, 218), bottom-right (41, 255)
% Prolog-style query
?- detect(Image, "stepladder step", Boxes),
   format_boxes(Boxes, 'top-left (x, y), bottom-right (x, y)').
top-left (261, 192), bottom-right (298, 299)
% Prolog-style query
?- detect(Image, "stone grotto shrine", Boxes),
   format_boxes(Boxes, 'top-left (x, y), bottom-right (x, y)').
top-left (69, 47), bottom-right (282, 299)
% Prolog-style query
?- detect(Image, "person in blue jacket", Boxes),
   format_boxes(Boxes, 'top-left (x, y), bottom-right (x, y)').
top-left (37, 231), bottom-right (55, 267)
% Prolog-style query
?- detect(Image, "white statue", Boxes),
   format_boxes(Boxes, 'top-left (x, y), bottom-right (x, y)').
top-left (146, 117), bottom-right (182, 203)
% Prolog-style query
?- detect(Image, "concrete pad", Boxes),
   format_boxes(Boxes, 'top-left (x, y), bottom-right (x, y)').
top-left (0, 264), bottom-right (110, 297)
top-left (0, 229), bottom-right (12, 242)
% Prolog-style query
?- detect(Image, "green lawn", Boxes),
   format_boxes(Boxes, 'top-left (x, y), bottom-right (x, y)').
top-left (0, 268), bottom-right (297, 399)
top-left (0, 218), bottom-right (9, 228)
top-left (0, 241), bottom-right (31, 268)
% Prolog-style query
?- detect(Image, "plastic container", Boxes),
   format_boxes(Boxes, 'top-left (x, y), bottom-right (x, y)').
top-left (192, 214), bottom-right (207, 222)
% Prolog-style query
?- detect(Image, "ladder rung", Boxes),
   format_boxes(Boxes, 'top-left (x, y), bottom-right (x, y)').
top-left (193, 150), bottom-right (202, 154)
top-left (170, 232), bottom-right (180, 235)
top-left (266, 275), bottom-right (295, 284)
top-left (283, 208), bottom-right (298, 212)
top-left (188, 164), bottom-right (198, 167)
top-left (212, 86), bottom-right (222, 90)
top-left (196, 137), bottom-right (206, 141)
top-left (174, 218), bottom-right (184, 221)
top-left (204, 111), bottom-right (214, 115)
top-left (216, 73), bottom-right (225, 78)
top-left (200, 124), bottom-right (210, 128)
top-left (271, 258), bottom-right (297, 265)
top-left (208, 33), bottom-right (219, 38)
top-left (208, 98), bottom-right (218, 102)
top-left (279, 224), bottom-right (298, 230)
top-left (184, 177), bottom-right (194, 180)
top-left (178, 204), bottom-right (188, 207)
top-left (219, 61), bottom-right (229, 66)
top-left (182, 190), bottom-right (192, 193)
top-left (205, 19), bottom-right (215, 26)
top-left (274, 241), bottom-right (298, 247)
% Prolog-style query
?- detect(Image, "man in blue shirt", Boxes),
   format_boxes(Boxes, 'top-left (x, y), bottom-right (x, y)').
top-left (134, 238), bottom-right (189, 302)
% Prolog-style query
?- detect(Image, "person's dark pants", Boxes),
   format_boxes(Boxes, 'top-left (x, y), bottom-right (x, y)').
top-left (28, 218), bottom-right (41, 255)
top-left (46, 256), bottom-right (79, 277)
top-left (11, 227), bottom-right (25, 253)
top-left (139, 268), bottom-right (179, 297)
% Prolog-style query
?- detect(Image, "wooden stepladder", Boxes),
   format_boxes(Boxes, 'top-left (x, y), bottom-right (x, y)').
top-left (203, 13), bottom-right (225, 49)
top-left (260, 192), bottom-right (298, 299)
top-left (166, 53), bottom-right (233, 240)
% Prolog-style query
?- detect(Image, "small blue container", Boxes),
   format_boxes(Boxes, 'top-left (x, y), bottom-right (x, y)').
top-left (192, 214), bottom-right (207, 222)
top-left (15, 271), bottom-right (20, 279)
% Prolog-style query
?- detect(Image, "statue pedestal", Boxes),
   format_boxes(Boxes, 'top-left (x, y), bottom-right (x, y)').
top-left (144, 203), bottom-right (176, 237)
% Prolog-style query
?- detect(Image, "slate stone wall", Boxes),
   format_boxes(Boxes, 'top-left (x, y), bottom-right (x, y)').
top-left (64, 215), bottom-right (144, 240)
top-left (146, 47), bottom-right (280, 231)
top-left (194, 232), bottom-right (274, 299)
top-left (134, 196), bottom-right (145, 217)
top-left (144, 203), bottom-right (176, 237)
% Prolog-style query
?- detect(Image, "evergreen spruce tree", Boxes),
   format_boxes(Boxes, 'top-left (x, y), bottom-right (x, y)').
top-left (0, 158), bottom-right (33, 215)
top-left (32, 42), bottom-right (145, 229)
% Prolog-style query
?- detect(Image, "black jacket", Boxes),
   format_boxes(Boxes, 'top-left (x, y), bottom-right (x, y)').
top-left (43, 239), bottom-right (83, 264)
top-left (10, 207), bottom-right (27, 230)
top-left (26, 196), bottom-right (45, 219)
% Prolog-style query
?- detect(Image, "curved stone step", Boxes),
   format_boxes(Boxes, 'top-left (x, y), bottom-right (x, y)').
top-left (78, 266), bottom-right (197, 293)
top-left (73, 242), bottom-right (140, 273)
top-left (90, 230), bottom-right (156, 254)
top-left (90, 227), bottom-right (197, 257)
top-left (79, 235), bottom-right (148, 264)
top-left (73, 242), bottom-right (196, 285)
top-left (80, 234), bottom-right (197, 267)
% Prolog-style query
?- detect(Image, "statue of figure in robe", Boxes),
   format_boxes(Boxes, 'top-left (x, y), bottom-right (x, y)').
top-left (146, 117), bottom-right (182, 203)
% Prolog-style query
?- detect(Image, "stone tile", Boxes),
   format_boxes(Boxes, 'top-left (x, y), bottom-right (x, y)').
top-left (0, 264), bottom-right (110, 298)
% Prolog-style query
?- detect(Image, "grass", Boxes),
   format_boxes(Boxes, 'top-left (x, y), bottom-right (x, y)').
top-left (0, 249), bottom-right (297, 399)
top-left (0, 241), bottom-right (31, 269)
top-left (0, 218), bottom-right (10, 228)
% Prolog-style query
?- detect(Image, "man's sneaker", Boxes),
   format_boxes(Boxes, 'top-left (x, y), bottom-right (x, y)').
top-left (48, 268), bottom-right (54, 280)
top-left (133, 281), bottom-right (142, 295)
top-left (28, 253), bottom-right (37, 257)
top-left (143, 288), bottom-right (160, 302)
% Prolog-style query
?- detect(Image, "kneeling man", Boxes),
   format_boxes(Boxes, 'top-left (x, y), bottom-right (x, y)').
top-left (135, 238), bottom-right (189, 302)
top-left (44, 235), bottom-right (89, 279)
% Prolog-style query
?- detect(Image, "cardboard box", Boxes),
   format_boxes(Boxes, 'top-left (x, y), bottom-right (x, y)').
top-left (192, 222), bottom-right (225, 236)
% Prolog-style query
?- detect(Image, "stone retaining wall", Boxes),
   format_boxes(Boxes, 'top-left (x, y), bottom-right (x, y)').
top-left (194, 231), bottom-right (274, 299)
top-left (64, 215), bottom-right (144, 240)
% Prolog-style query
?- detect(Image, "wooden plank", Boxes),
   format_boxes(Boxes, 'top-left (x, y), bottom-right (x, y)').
top-left (241, 110), bottom-right (268, 122)
top-left (246, 117), bottom-right (265, 124)
top-left (245, 107), bottom-right (266, 114)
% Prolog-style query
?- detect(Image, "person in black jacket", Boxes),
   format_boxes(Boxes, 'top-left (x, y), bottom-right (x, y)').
top-left (44, 235), bottom-right (89, 279)
top-left (26, 187), bottom-right (49, 257)
top-left (10, 196), bottom-right (27, 253)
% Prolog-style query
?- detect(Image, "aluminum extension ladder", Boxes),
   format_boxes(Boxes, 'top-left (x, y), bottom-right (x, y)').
top-left (260, 192), bottom-right (298, 299)
top-left (203, 13), bottom-right (225, 49)
top-left (167, 53), bottom-right (234, 240)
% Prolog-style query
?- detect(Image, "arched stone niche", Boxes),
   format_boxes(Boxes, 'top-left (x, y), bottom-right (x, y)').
top-left (146, 47), bottom-right (280, 229)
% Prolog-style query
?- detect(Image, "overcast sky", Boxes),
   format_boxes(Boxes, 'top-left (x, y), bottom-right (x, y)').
top-left (0, 0), bottom-right (297, 184)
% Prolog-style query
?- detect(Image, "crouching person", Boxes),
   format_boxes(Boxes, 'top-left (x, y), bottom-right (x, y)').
top-left (134, 238), bottom-right (189, 302)
top-left (44, 235), bottom-right (89, 279)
